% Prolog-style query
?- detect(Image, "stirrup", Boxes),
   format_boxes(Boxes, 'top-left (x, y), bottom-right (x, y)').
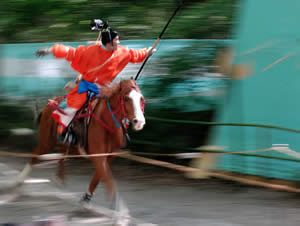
top-left (57, 128), bottom-right (77, 146)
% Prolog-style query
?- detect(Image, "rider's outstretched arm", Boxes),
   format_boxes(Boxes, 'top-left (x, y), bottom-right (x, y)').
top-left (129, 47), bottom-right (156, 63)
top-left (35, 44), bottom-right (86, 62)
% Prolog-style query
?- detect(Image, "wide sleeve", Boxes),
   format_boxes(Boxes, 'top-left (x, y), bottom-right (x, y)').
top-left (129, 48), bottom-right (148, 63)
top-left (52, 43), bottom-right (86, 62)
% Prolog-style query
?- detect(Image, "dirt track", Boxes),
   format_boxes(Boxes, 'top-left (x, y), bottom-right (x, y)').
top-left (1, 149), bottom-right (300, 226)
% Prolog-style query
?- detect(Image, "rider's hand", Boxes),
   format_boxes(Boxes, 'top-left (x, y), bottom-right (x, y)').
top-left (75, 74), bottom-right (83, 84)
top-left (35, 48), bottom-right (52, 57)
top-left (146, 47), bottom-right (156, 57)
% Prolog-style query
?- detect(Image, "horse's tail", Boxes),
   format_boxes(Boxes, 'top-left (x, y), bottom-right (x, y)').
top-left (32, 100), bottom-right (42, 127)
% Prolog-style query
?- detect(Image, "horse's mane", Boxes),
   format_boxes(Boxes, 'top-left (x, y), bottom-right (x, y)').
top-left (100, 83), bottom-right (120, 98)
top-left (100, 79), bottom-right (135, 98)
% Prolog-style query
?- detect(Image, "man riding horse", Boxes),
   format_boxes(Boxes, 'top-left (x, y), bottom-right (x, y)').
top-left (36, 19), bottom-right (156, 145)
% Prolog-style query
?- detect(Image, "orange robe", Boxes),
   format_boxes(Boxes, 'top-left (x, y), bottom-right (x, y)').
top-left (52, 43), bottom-right (148, 110)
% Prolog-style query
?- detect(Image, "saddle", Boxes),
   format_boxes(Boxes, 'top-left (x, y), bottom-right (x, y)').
top-left (68, 91), bottom-right (98, 148)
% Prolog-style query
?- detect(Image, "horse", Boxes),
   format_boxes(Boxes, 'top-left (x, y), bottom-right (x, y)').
top-left (15, 78), bottom-right (146, 213)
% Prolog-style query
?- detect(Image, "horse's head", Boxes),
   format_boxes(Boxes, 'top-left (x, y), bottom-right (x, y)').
top-left (119, 79), bottom-right (145, 131)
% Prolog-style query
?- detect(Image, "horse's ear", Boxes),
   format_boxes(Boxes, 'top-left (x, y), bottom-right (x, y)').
top-left (129, 76), bottom-right (136, 84)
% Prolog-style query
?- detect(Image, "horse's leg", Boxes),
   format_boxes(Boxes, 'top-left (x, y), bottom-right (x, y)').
top-left (81, 156), bottom-right (116, 203)
top-left (17, 141), bottom-right (57, 185)
top-left (81, 116), bottom-right (117, 203)
top-left (15, 143), bottom-right (50, 186)
top-left (16, 143), bottom-right (46, 184)
top-left (107, 153), bottom-right (130, 226)
top-left (55, 145), bottom-right (71, 185)
top-left (82, 156), bottom-right (130, 225)
top-left (56, 158), bottom-right (65, 183)
top-left (17, 108), bottom-right (57, 185)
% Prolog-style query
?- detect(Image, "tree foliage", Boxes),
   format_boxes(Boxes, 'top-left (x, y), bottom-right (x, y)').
top-left (0, 0), bottom-right (238, 43)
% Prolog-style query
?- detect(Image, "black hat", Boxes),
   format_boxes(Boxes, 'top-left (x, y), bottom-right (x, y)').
top-left (90, 19), bottom-right (104, 31)
top-left (101, 28), bottom-right (118, 45)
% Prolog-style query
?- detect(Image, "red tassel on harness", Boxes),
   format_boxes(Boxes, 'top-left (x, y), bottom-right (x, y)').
top-left (47, 98), bottom-right (67, 115)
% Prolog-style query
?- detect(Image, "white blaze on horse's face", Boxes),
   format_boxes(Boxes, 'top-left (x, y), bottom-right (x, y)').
top-left (129, 89), bottom-right (145, 131)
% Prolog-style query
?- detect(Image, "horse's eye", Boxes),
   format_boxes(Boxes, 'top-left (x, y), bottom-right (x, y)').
top-left (124, 96), bottom-right (130, 102)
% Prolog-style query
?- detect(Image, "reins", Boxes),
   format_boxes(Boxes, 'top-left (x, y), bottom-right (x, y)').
top-left (106, 97), bottom-right (121, 128)
top-left (75, 96), bottom-right (123, 134)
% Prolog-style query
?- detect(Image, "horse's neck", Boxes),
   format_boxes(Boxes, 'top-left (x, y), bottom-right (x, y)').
top-left (94, 93), bottom-right (122, 123)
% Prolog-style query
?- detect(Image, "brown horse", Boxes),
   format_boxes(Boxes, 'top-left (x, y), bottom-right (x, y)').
top-left (16, 78), bottom-right (145, 210)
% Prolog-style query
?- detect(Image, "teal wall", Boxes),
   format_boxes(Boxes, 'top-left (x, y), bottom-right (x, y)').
top-left (210, 0), bottom-right (300, 180)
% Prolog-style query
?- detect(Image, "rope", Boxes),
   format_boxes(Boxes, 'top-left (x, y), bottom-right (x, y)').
top-left (122, 153), bottom-right (197, 173)
top-left (0, 150), bottom-right (129, 159)
top-left (131, 140), bottom-right (300, 162)
top-left (149, 116), bottom-right (300, 132)
top-left (0, 146), bottom-right (299, 161)
top-left (2, 148), bottom-right (300, 193)
top-left (147, 116), bottom-right (300, 133)
top-left (1, 147), bottom-right (300, 193)
top-left (131, 147), bottom-right (274, 157)
top-left (120, 153), bottom-right (300, 193)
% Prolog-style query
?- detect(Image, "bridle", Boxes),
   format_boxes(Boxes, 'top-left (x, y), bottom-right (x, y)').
top-left (119, 83), bottom-right (145, 114)
top-left (76, 82), bottom-right (144, 133)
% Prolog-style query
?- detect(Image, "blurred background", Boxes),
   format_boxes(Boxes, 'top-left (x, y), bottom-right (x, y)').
top-left (0, 0), bottom-right (237, 152)
top-left (2, 0), bottom-right (300, 183)
top-left (3, 0), bottom-right (300, 225)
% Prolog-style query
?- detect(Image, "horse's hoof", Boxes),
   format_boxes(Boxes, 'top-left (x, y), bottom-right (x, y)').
top-left (51, 175), bottom-right (65, 187)
top-left (79, 192), bottom-right (93, 208)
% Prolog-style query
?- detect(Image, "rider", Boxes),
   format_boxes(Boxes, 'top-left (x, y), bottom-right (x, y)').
top-left (36, 20), bottom-right (156, 145)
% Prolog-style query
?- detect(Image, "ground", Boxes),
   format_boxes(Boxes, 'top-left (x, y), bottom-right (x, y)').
top-left (1, 146), bottom-right (300, 226)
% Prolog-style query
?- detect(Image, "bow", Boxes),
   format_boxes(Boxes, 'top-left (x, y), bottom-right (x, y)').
top-left (135, 3), bottom-right (184, 80)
